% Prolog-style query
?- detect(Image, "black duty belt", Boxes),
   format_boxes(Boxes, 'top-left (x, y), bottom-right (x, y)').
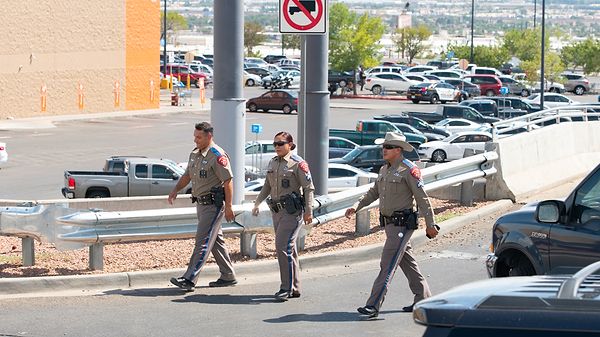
top-left (269, 200), bottom-right (285, 213)
top-left (192, 193), bottom-right (214, 205)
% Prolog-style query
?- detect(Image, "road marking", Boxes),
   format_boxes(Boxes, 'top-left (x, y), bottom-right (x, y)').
top-left (167, 122), bottom-right (188, 126)
top-left (31, 133), bottom-right (53, 137)
top-left (0, 136), bottom-right (11, 139)
top-left (130, 125), bottom-right (153, 129)
top-left (427, 250), bottom-right (483, 260)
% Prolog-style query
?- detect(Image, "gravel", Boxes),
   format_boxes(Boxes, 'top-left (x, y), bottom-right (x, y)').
top-left (0, 198), bottom-right (491, 278)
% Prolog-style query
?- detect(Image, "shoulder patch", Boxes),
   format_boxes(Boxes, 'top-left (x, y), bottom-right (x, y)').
top-left (402, 159), bottom-right (424, 188)
top-left (210, 147), bottom-right (228, 167)
top-left (298, 161), bottom-right (310, 173)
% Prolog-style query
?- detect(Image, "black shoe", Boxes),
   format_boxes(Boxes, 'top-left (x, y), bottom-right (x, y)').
top-left (402, 303), bottom-right (415, 312)
top-left (274, 289), bottom-right (290, 301)
top-left (357, 305), bottom-right (379, 318)
top-left (208, 278), bottom-right (238, 287)
top-left (289, 290), bottom-right (301, 298)
top-left (170, 277), bottom-right (195, 291)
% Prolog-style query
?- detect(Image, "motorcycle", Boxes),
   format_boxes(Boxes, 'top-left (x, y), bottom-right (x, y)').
top-left (270, 75), bottom-right (293, 90)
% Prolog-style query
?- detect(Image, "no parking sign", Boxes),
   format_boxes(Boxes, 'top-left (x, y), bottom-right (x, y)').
top-left (279, 0), bottom-right (326, 34)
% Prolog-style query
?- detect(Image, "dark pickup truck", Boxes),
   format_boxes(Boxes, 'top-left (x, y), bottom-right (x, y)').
top-left (487, 163), bottom-right (600, 277)
top-left (408, 105), bottom-right (501, 124)
top-left (329, 120), bottom-right (426, 148)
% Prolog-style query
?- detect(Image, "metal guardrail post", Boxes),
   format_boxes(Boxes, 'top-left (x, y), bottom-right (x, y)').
top-left (240, 232), bottom-right (257, 259)
top-left (355, 176), bottom-right (371, 235)
top-left (460, 149), bottom-right (475, 206)
top-left (22, 237), bottom-right (35, 266)
top-left (89, 243), bottom-right (104, 270)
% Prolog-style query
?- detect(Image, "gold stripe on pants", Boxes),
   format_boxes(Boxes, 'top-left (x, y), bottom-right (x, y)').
top-left (183, 203), bottom-right (236, 284)
top-left (273, 211), bottom-right (303, 292)
top-left (366, 224), bottom-right (432, 310)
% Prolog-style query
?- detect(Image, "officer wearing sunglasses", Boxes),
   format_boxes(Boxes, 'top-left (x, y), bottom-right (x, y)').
top-left (252, 132), bottom-right (314, 301)
top-left (345, 132), bottom-right (439, 318)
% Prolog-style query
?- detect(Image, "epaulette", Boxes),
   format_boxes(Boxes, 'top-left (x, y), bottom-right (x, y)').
top-left (210, 147), bottom-right (229, 167)
top-left (402, 158), bottom-right (424, 188)
top-left (290, 154), bottom-right (303, 163)
top-left (209, 147), bottom-right (222, 157)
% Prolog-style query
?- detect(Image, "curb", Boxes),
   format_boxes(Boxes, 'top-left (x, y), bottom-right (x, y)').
top-left (0, 199), bottom-right (514, 297)
top-left (331, 94), bottom-right (409, 101)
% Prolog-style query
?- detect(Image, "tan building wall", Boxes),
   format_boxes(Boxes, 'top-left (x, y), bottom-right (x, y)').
top-left (0, 0), bottom-right (159, 119)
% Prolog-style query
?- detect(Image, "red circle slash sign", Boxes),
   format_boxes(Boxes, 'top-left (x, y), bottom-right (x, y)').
top-left (283, 0), bottom-right (324, 31)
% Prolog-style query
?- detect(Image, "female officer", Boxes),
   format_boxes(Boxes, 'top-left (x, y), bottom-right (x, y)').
top-left (252, 132), bottom-right (314, 301)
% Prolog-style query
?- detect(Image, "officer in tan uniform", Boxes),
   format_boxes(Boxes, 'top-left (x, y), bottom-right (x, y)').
top-left (345, 132), bottom-right (439, 318)
top-left (167, 122), bottom-right (237, 291)
top-left (252, 132), bottom-right (314, 301)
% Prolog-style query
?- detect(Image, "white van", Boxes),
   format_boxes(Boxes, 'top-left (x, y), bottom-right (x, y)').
top-left (365, 66), bottom-right (405, 75)
top-left (278, 58), bottom-right (301, 67)
top-left (472, 66), bottom-right (503, 76)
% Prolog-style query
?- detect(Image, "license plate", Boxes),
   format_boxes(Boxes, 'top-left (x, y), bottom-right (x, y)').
top-left (411, 95), bottom-right (416, 98)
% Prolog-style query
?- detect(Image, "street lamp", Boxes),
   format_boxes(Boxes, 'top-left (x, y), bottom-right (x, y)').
top-left (470, 0), bottom-right (475, 63)
top-left (539, 0), bottom-right (545, 109)
top-left (162, 0), bottom-right (167, 76)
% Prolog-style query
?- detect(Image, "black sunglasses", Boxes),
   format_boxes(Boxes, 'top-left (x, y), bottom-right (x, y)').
top-left (273, 141), bottom-right (289, 147)
top-left (382, 145), bottom-right (401, 150)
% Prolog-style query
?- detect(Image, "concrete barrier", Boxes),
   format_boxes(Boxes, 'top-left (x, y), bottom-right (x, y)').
top-left (487, 121), bottom-right (600, 201)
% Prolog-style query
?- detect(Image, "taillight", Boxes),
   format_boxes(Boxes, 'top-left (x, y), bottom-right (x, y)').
top-left (294, 98), bottom-right (298, 105)
top-left (0, 146), bottom-right (4, 151)
top-left (366, 78), bottom-right (371, 82)
top-left (68, 177), bottom-right (76, 190)
top-left (420, 87), bottom-right (427, 93)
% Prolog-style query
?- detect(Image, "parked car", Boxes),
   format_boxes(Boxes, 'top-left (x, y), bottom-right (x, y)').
top-left (244, 163), bottom-right (377, 192)
top-left (243, 71), bottom-right (262, 87)
top-left (513, 73), bottom-right (566, 93)
top-left (561, 72), bottom-right (591, 95)
top-left (261, 69), bottom-right (300, 88)
top-left (404, 65), bottom-right (437, 74)
top-left (425, 60), bottom-right (456, 69)
top-left (329, 144), bottom-right (420, 173)
top-left (404, 74), bottom-right (430, 83)
top-left (329, 120), bottom-right (426, 148)
top-left (487, 162), bottom-right (600, 277)
top-left (444, 79), bottom-right (481, 99)
top-left (329, 136), bottom-right (359, 159)
top-left (246, 89), bottom-right (298, 114)
top-left (423, 70), bottom-right (463, 80)
top-left (0, 142), bottom-right (7, 168)
top-left (471, 66), bottom-right (503, 76)
top-left (392, 123), bottom-right (434, 144)
top-left (244, 57), bottom-right (269, 68)
top-left (364, 73), bottom-right (418, 95)
top-left (372, 114), bottom-right (451, 139)
top-left (244, 140), bottom-right (296, 172)
top-left (463, 74), bottom-right (502, 96)
top-left (417, 131), bottom-right (493, 162)
top-left (328, 70), bottom-right (355, 88)
top-left (435, 118), bottom-right (490, 134)
top-left (245, 67), bottom-right (272, 78)
top-left (476, 96), bottom-right (541, 115)
top-left (459, 99), bottom-right (498, 117)
top-left (263, 55), bottom-right (287, 64)
top-left (164, 64), bottom-right (210, 87)
top-left (414, 261), bottom-right (600, 337)
top-left (364, 66), bottom-right (405, 75)
top-left (523, 93), bottom-right (580, 108)
top-left (408, 105), bottom-right (500, 124)
top-left (407, 82), bottom-right (462, 104)
top-left (278, 58), bottom-right (301, 68)
top-left (498, 75), bottom-right (533, 97)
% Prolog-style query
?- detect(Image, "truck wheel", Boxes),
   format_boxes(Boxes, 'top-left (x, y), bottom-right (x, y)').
top-left (429, 94), bottom-right (439, 104)
top-left (411, 99), bottom-right (420, 104)
top-left (508, 256), bottom-right (535, 276)
top-left (574, 85), bottom-right (586, 95)
top-left (431, 149), bottom-right (446, 162)
top-left (338, 80), bottom-right (347, 88)
top-left (372, 85), bottom-right (382, 95)
top-left (520, 89), bottom-right (530, 97)
top-left (86, 189), bottom-right (109, 198)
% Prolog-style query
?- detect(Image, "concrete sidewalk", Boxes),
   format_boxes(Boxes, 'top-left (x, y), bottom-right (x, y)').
top-left (0, 199), bottom-right (513, 298)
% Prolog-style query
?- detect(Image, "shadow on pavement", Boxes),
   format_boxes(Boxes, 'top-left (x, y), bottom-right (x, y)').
top-left (103, 287), bottom-right (190, 297)
top-left (264, 309), bottom-right (407, 323)
top-left (176, 293), bottom-right (278, 305)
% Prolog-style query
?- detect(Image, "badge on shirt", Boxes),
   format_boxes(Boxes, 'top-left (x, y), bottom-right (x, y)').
top-left (282, 178), bottom-right (290, 188)
top-left (202, 160), bottom-right (208, 164)
top-left (200, 170), bottom-right (207, 178)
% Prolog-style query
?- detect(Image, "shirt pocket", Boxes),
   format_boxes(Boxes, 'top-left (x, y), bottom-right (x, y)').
top-left (389, 176), bottom-right (404, 193)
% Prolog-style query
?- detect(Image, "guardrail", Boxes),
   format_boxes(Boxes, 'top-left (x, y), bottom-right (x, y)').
top-left (492, 105), bottom-right (600, 141)
top-left (0, 151), bottom-right (498, 270)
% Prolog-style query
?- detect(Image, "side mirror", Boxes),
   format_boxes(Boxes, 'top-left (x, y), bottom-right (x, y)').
top-left (172, 174), bottom-right (179, 180)
top-left (354, 158), bottom-right (362, 164)
top-left (536, 200), bottom-right (566, 223)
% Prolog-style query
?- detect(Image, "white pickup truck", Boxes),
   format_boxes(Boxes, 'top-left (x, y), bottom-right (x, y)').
top-left (61, 156), bottom-right (191, 198)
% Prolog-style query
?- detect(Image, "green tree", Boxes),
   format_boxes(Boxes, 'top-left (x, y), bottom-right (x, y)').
top-left (561, 38), bottom-right (600, 74)
top-left (282, 34), bottom-right (301, 52)
top-left (446, 44), bottom-right (509, 69)
top-left (244, 21), bottom-right (267, 57)
top-left (329, 2), bottom-right (385, 94)
top-left (160, 12), bottom-right (189, 43)
top-left (520, 52), bottom-right (565, 84)
top-left (392, 25), bottom-right (432, 64)
top-left (502, 28), bottom-right (549, 62)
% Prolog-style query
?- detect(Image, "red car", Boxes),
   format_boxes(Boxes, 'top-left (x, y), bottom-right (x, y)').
top-left (164, 64), bottom-right (210, 88)
top-left (463, 74), bottom-right (501, 96)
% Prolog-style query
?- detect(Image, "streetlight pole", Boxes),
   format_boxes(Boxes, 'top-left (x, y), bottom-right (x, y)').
top-left (533, 0), bottom-right (537, 29)
top-left (540, 0), bottom-right (545, 110)
top-left (163, 0), bottom-right (167, 75)
top-left (470, 0), bottom-right (475, 63)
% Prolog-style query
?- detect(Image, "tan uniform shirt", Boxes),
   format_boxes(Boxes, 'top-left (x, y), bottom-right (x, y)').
top-left (254, 152), bottom-right (315, 214)
top-left (355, 157), bottom-right (435, 227)
top-left (184, 142), bottom-right (233, 196)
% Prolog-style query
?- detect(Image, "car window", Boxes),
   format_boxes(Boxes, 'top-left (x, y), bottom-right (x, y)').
top-left (135, 164), bottom-right (148, 178)
top-left (264, 144), bottom-right (275, 152)
top-left (573, 168), bottom-right (600, 225)
top-left (152, 165), bottom-right (175, 179)
top-left (557, 96), bottom-right (569, 103)
top-left (463, 109), bottom-right (479, 119)
top-left (451, 135), bottom-right (468, 143)
top-left (449, 120), bottom-right (470, 126)
top-left (358, 149), bottom-right (379, 160)
top-left (245, 144), bottom-right (260, 154)
top-left (329, 168), bottom-right (356, 178)
top-left (380, 123), bottom-right (396, 133)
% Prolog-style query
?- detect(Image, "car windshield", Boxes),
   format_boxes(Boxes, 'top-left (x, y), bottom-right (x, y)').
top-left (341, 147), bottom-right (363, 161)
top-left (527, 94), bottom-right (539, 100)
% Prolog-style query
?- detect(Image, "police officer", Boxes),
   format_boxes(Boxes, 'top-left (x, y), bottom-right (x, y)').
top-left (345, 132), bottom-right (439, 318)
top-left (168, 122), bottom-right (237, 291)
top-left (252, 132), bottom-right (314, 301)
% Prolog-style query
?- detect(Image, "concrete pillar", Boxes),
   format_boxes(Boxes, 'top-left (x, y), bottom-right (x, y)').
top-left (240, 232), bottom-right (257, 259)
top-left (355, 176), bottom-right (371, 235)
top-left (22, 237), bottom-right (35, 266)
top-left (89, 243), bottom-right (104, 270)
